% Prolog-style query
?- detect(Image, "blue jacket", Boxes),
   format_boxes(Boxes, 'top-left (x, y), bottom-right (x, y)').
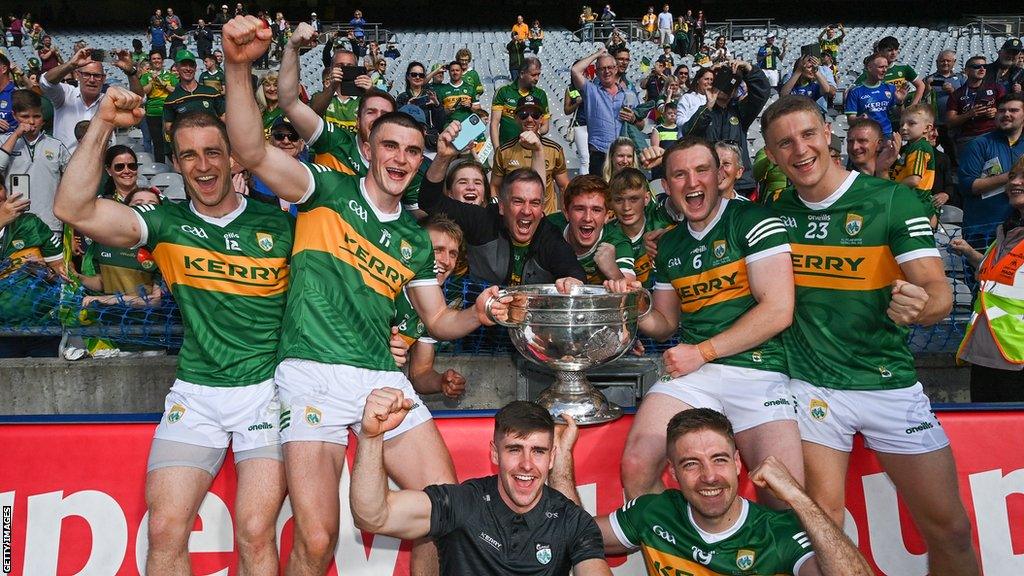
top-left (0, 82), bottom-right (17, 135)
top-left (958, 130), bottom-right (1024, 230)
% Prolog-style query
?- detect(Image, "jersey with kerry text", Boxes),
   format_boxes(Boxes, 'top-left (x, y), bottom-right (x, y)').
top-left (547, 212), bottom-right (635, 284)
top-left (764, 172), bottom-right (941, 390)
top-left (652, 198), bottom-right (790, 372)
top-left (611, 492), bottom-right (814, 576)
top-left (844, 82), bottom-right (899, 137)
top-left (281, 165), bottom-right (437, 370)
top-left (134, 197), bottom-right (293, 386)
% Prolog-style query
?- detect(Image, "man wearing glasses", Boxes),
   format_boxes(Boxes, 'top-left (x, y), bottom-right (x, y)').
top-left (40, 47), bottom-right (143, 153)
top-left (492, 95), bottom-right (569, 215)
top-left (571, 47), bottom-right (644, 176)
top-left (948, 55), bottom-right (1005, 156)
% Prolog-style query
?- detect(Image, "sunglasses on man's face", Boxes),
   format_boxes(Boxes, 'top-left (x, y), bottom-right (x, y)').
top-left (517, 110), bottom-right (542, 120)
top-left (272, 132), bottom-right (301, 142)
top-left (112, 162), bottom-right (139, 172)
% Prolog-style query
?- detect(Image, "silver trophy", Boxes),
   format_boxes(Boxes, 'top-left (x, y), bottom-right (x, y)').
top-left (486, 284), bottom-right (651, 425)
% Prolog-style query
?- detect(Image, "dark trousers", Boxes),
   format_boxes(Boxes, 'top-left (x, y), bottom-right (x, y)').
top-left (146, 114), bottom-right (167, 164)
top-left (588, 149), bottom-right (606, 176)
top-left (937, 124), bottom-right (958, 167)
top-left (970, 364), bottom-right (1024, 403)
top-left (0, 336), bottom-right (61, 358)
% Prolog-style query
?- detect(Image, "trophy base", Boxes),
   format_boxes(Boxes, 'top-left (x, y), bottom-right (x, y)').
top-left (537, 371), bottom-right (624, 426)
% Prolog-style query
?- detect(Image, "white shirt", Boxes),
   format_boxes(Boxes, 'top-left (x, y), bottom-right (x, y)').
top-left (657, 12), bottom-right (674, 30)
top-left (39, 74), bottom-right (105, 153)
top-left (675, 91), bottom-right (707, 126)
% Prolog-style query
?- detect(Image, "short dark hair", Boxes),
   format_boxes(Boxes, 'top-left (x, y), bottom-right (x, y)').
top-left (663, 136), bottom-right (720, 174)
top-left (563, 174), bottom-right (610, 211)
top-left (104, 144), bottom-right (137, 167)
top-left (998, 92), bottom-right (1024, 109)
top-left (11, 89), bottom-right (41, 113)
top-left (368, 110), bottom-right (426, 143)
top-left (358, 88), bottom-right (398, 118)
top-left (666, 408), bottom-right (735, 453)
top-left (170, 111), bottom-right (230, 156)
top-left (494, 401), bottom-right (554, 441)
top-left (445, 159), bottom-right (490, 196)
top-left (877, 36), bottom-right (900, 51)
top-left (149, 48), bottom-right (163, 59)
top-left (760, 94), bottom-right (824, 136)
top-left (966, 55), bottom-right (987, 66)
top-left (499, 168), bottom-right (544, 203)
top-left (847, 117), bottom-right (884, 139)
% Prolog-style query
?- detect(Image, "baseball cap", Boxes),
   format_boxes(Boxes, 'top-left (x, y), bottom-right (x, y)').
top-left (175, 49), bottom-right (197, 64)
top-left (1001, 38), bottom-right (1023, 52)
top-left (398, 104), bottom-right (427, 125)
top-left (767, 32), bottom-right (777, 39)
top-left (271, 115), bottom-right (297, 131)
top-left (515, 94), bottom-right (544, 113)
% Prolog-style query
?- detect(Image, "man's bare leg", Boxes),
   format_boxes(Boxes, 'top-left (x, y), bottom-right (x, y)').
top-left (734, 420), bottom-right (804, 510)
top-left (234, 456), bottom-right (287, 575)
top-left (283, 441), bottom-right (346, 576)
top-left (145, 466), bottom-right (215, 574)
top-left (620, 392), bottom-right (692, 499)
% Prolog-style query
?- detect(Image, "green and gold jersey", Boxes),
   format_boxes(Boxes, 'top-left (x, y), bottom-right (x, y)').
top-left (765, 172), bottom-right (941, 390)
top-left (393, 286), bottom-right (435, 346)
top-left (652, 198), bottom-right (790, 372)
top-left (492, 83), bottom-right (550, 146)
top-left (509, 242), bottom-right (530, 285)
top-left (0, 213), bottom-right (62, 323)
top-left (462, 68), bottom-right (484, 97)
top-left (891, 137), bottom-right (937, 214)
top-left (611, 492), bottom-right (814, 576)
top-left (308, 120), bottom-right (428, 210)
top-left (433, 81), bottom-right (478, 124)
top-left (619, 202), bottom-right (677, 289)
top-left (140, 70), bottom-right (178, 116)
top-left (199, 68), bottom-right (225, 93)
top-left (134, 197), bottom-right (293, 386)
top-left (281, 165), bottom-right (437, 370)
top-left (317, 93), bottom-right (360, 134)
top-left (547, 212), bottom-right (635, 284)
top-left (856, 63), bottom-right (918, 93)
top-left (80, 241), bottom-right (158, 295)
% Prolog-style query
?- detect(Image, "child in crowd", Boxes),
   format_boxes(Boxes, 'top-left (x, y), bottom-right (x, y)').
top-left (890, 103), bottom-right (938, 226)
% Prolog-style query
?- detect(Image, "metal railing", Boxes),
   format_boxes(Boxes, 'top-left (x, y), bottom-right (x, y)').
top-left (572, 19), bottom-right (644, 43)
top-left (954, 15), bottom-right (1024, 37)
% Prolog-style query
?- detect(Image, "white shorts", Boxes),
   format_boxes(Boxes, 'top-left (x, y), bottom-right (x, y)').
top-left (790, 379), bottom-right (950, 454)
top-left (275, 358), bottom-right (431, 445)
top-left (153, 379), bottom-right (281, 452)
top-left (647, 363), bottom-right (796, 433)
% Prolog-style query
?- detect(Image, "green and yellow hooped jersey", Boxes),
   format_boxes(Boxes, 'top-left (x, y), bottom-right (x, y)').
top-left (653, 198), bottom-right (790, 372)
top-left (281, 165), bottom-right (437, 371)
top-left (134, 197), bottom-right (294, 386)
top-left (611, 491), bottom-right (814, 576)
top-left (764, 172), bottom-right (941, 390)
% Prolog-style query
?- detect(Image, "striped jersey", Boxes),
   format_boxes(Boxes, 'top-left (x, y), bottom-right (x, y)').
top-left (611, 492), bottom-right (815, 576)
top-left (764, 172), bottom-right (941, 390)
top-left (133, 197), bottom-right (294, 386)
top-left (547, 212), bottom-right (635, 284)
top-left (652, 198), bottom-right (790, 372)
top-left (0, 213), bottom-right (63, 324)
top-left (280, 165), bottom-right (437, 370)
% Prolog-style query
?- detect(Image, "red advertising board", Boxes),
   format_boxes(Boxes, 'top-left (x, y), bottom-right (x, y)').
top-left (1, 411), bottom-right (1022, 575)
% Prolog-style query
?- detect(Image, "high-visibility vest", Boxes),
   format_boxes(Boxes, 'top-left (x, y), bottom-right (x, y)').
top-left (958, 237), bottom-right (1024, 364)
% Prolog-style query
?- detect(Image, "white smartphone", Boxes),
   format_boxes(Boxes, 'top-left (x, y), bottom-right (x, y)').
top-left (10, 174), bottom-right (30, 205)
top-left (451, 114), bottom-right (486, 151)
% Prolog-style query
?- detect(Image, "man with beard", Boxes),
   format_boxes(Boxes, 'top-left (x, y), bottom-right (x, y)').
top-left (615, 138), bottom-right (802, 510)
top-left (54, 87), bottom-right (294, 576)
top-left (552, 408), bottom-right (873, 576)
top-left (221, 17), bottom-right (510, 575)
top-left (420, 121), bottom-right (585, 286)
top-left (984, 38), bottom-right (1024, 93)
top-left (351, 390), bottom-right (612, 576)
top-left (959, 93), bottom-right (1024, 231)
top-left (761, 94), bottom-right (980, 575)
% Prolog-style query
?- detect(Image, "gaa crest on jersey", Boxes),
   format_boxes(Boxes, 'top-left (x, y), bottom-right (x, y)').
top-left (845, 213), bottom-right (863, 236)
top-left (12, 239), bottom-right (24, 250)
top-left (713, 240), bottom-right (727, 259)
top-left (256, 232), bottom-right (274, 252)
top-left (535, 544), bottom-right (552, 565)
top-left (809, 398), bottom-right (828, 421)
top-left (304, 405), bottom-right (323, 426)
top-left (167, 403), bottom-right (186, 423)
top-left (400, 239), bottom-right (413, 261)
top-left (736, 549), bottom-right (756, 570)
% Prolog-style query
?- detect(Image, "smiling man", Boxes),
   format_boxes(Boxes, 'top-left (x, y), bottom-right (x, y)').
top-left (552, 408), bottom-right (873, 576)
top-left (615, 138), bottom-right (801, 510)
top-left (221, 16), bottom-right (509, 576)
top-left (492, 95), bottom-right (569, 215)
top-left (54, 87), bottom-right (294, 575)
top-left (761, 94), bottom-right (980, 575)
top-left (351, 389), bottom-right (612, 576)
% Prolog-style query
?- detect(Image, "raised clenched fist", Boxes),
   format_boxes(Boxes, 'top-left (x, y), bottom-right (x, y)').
top-left (97, 86), bottom-right (144, 128)
top-left (289, 22), bottom-right (318, 48)
top-left (221, 15), bottom-right (273, 64)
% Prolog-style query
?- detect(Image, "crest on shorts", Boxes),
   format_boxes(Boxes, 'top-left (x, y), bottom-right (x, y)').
top-left (713, 240), bottom-right (727, 259)
top-left (809, 399), bottom-right (828, 421)
top-left (879, 365), bottom-right (893, 378)
top-left (400, 239), bottom-right (413, 261)
top-left (736, 549), bottom-right (756, 570)
top-left (535, 544), bottom-right (552, 565)
top-left (751, 350), bottom-right (763, 363)
top-left (304, 405), bottom-right (322, 427)
top-left (167, 403), bottom-right (186, 423)
top-left (845, 213), bottom-right (863, 236)
top-left (256, 232), bottom-right (274, 252)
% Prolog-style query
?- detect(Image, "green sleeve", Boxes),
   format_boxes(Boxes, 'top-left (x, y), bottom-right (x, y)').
top-left (309, 120), bottom-right (350, 156)
top-left (80, 242), bottom-right (98, 276)
top-left (888, 184), bottom-right (939, 259)
top-left (770, 511), bottom-right (816, 572)
top-left (606, 225), bottom-right (636, 274)
top-left (610, 495), bottom-right (655, 548)
top-left (904, 65), bottom-right (919, 82)
top-left (132, 203), bottom-right (166, 250)
top-left (25, 215), bottom-right (62, 260)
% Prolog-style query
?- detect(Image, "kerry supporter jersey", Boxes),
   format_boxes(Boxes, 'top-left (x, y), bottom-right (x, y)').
top-left (764, 171), bottom-right (941, 391)
top-left (621, 202), bottom-right (680, 288)
top-left (652, 198), bottom-right (790, 373)
top-left (546, 212), bottom-right (635, 284)
top-left (133, 197), bottom-right (293, 386)
top-left (611, 491), bottom-right (814, 576)
top-left (280, 164), bottom-right (437, 371)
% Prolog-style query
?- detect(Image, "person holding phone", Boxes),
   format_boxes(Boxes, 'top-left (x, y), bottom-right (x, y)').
top-left (781, 55), bottom-right (835, 114)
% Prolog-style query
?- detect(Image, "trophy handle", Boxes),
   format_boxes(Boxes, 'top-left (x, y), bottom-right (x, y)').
top-left (484, 289), bottom-right (518, 327)
top-left (637, 288), bottom-right (654, 319)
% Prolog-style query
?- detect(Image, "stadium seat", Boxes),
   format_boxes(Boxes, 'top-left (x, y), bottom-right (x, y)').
top-left (940, 205), bottom-right (964, 225)
top-left (139, 162), bottom-right (172, 177)
top-left (149, 172), bottom-right (184, 193)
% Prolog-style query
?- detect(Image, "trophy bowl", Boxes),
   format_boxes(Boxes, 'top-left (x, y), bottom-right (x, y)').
top-left (486, 284), bottom-right (652, 425)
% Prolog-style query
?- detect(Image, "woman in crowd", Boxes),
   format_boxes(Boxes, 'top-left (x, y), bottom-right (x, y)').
top-left (711, 35), bottom-right (732, 63)
top-left (951, 156), bottom-right (1024, 402)
top-left (369, 58), bottom-right (392, 92)
top-left (255, 70), bottom-right (282, 131)
top-left (676, 66), bottom-right (713, 124)
top-left (250, 116), bottom-right (305, 215)
top-left (602, 137), bottom-right (640, 184)
top-left (529, 20), bottom-right (544, 55)
top-left (445, 160), bottom-right (490, 207)
top-left (396, 61), bottom-right (445, 150)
